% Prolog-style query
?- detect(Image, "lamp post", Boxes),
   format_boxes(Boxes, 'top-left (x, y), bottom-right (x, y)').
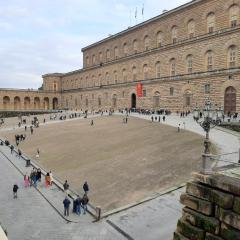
top-left (193, 100), bottom-right (224, 174)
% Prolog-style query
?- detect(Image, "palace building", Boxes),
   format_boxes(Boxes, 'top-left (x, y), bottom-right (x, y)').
top-left (0, 0), bottom-right (240, 113)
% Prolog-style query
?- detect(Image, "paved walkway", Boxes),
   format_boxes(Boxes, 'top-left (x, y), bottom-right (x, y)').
top-left (0, 146), bottom-right (125, 240)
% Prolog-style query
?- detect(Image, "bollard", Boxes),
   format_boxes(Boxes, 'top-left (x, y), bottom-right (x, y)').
top-left (96, 206), bottom-right (101, 221)
top-left (25, 159), bottom-right (31, 167)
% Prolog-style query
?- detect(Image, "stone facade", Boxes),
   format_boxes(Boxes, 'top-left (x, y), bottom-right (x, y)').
top-left (174, 172), bottom-right (240, 240)
top-left (0, 0), bottom-right (240, 112)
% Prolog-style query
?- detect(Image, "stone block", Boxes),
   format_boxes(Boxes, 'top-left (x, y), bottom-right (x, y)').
top-left (177, 219), bottom-right (205, 240)
top-left (186, 182), bottom-right (212, 201)
top-left (193, 172), bottom-right (240, 196)
top-left (219, 208), bottom-right (240, 231)
top-left (211, 189), bottom-right (233, 209)
top-left (173, 231), bottom-right (190, 240)
top-left (205, 233), bottom-right (224, 240)
top-left (220, 222), bottom-right (240, 240)
top-left (180, 193), bottom-right (213, 216)
top-left (234, 197), bottom-right (240, 215)
top-left (183, 207), bottom-right (219, 234)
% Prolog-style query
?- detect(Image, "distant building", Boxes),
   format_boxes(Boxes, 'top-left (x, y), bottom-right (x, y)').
top-left (0, 0), bottom-right (239, 113)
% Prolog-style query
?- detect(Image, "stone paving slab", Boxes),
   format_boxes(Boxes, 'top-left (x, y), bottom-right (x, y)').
top-left (107, 187), bottom-right (184, 240)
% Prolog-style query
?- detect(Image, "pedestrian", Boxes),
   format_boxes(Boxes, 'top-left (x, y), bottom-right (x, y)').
top-left (24, 173), bottom-right (29, 187)
top-left (126, 117), bottom-right (128, 124)
top-left (30, 126), bottom-right (33, 135)
top-left (75, 195), bottom-right (82, 215)
top-left (158, 116), bottom-right (161, 122)
top-left (13, 184), bottom-right (19, 199)
top-left (163, 116), bottom-right (166, 122)
top-left (33, 172), bottom-right (38, 188)
top-left (83, 181), bottom-right (89, 194)
top-left (37, 168), bottom-right (41, 182)
top-left (18, 149), bottom-right (22, 158)
top-left (82, 193), bottom-right (89, 214)
top-left (63, 180), bottom-right (69, 193)
top-left (36, 148), bottom-right (40, 158)
top-left (63, 196), bottom-right (71, 216)
top-left (91, 119), bottom-right (94, 126)
top-left (178, 124), bottom-right (180, 132)
top-left (10, 145), bottom-right (14, 154)
top-left (151, 116), bottom-right (154, 122)
top-left (49, 171), bottom-right (53, 185)
top-left (45, 173), bottom-right (50, 188)
top-left (30, 170), bottom-right (34, 187)
top-left (25, 126), bottom-right (27, 131)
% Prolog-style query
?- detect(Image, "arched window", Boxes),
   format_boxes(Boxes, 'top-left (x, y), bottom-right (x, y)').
top-left (228, 45), bottom-right (237, 68)
top-left (153, 91), bottom-right (160, 108)
top-left (133, 39), bottom-right (138, 53)
top-left (143, 64), bottom-right (148, 80)
top-left (132, 66), bottom-right (137, 81)
top-left (207, 12), bottom-right (215, 33)
top-left (170, 58), bottom-right (176, 76)
top-left (144, 35), bottom-right (150, 50)
top-left (105, 72), bottom-right (110, 85)
top-left (156, 31), bottom-right (163, 47)
top-left (106, 49), bottom-right (110, 61)
top-left (98, 96), bottom-right (102, 107)
top-left (92, 54), bottom-right (96, 65)
top-left (187, 19), bottom-right (195, 38)
top-left (123, 43), bottom-right (128, 56)
top-left (86, 56), bottom-right (89, 66)
top-left (114, 47), bottom-right (119, 59)
top-left (92, 75), bottom-right (96, 87)
top-left (98, 74), bottom-right (102, 86)
top-left (99, 52), bottom-right (103, 62)
top-left (206, 50), bottom-right (214, 71)
top-left (155, 61), bottom-right (161, 78)
top-left (122, 68), bottom-right (127, 82)
top-left (186, 55), bottom-right (193, 74)
top-left (171, 26), bottom-right (178, 43)
top-left (114, 71), bottom-right (118, 83)
top-left (229, 4), bottom-right (239, 27)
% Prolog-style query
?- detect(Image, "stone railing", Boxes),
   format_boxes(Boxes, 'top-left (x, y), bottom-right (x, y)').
top-left (173, 171), bottom-right (240, 240)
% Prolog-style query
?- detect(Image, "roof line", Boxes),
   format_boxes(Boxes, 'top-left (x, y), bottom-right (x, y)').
top-left (81, 0), bottom-right (202, 52)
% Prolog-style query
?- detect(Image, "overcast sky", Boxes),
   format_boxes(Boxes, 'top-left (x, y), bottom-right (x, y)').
top-left (0, 0), bottom-right (189, 89)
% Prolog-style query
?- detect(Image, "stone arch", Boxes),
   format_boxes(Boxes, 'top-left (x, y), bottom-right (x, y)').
top-left (34, 97), bottom-right (40, 109)
top-left (112, 93), bottom-right (117, 108)
top-left (24, 97), bottom-right (31, 110)
top-left (14, 96), bottom-right (21, 110)
top-left (53, 97), bottom-right (58, 110)
top-left (224, 86), bottom-right (236, 114)
top-left (43, 97), bottom-right (50, 110)
top-left (3, 96), bottom-right (10, 110)
top-left (153, 91), bottom-right (160, 109)
top-left (183, 89), bottom-right (193, 109)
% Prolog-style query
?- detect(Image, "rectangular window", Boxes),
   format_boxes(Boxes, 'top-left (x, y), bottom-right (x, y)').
top-left (170, 87), bottom-right (174, 96)
top-left (231, 20), bottom-right (237, 28)
top-left (189, 33), bottom-right (194, 39)
top-left (204, 84), bottom-right (210, 94)
top-left (208, 27), bottom-right (214, 33)
top-left (143, 89), bottom-right (147, 97)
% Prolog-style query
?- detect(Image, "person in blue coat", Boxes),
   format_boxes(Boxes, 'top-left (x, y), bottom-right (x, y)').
top-left (63, 196), bottom-right (71, 216)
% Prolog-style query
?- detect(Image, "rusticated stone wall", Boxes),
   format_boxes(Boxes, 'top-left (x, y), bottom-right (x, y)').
top-left (174, 172), bottom-right (240, 240)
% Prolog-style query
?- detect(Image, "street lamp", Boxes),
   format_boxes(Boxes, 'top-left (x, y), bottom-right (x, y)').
top-left (193, 100), bottom-right (224, 174)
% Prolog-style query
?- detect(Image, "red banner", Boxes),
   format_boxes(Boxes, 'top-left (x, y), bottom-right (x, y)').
top-left (137, 83), bottom-right (143, 97)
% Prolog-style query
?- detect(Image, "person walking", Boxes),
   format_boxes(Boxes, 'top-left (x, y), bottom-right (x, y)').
top-left (63, 196), bottom-right (71, 216)
top-left (91, 120), bottom-right (94, 126)
top-left (45, 173), bottom-right (50, 188)
top-left (36, 148), bottom-right (40, 158)
top-left (75, 195), bottom-right (82, 215)
top-left (49, 171), bottom-right (53, 186)
top-left (63, 180), bottom-right (69, 193)
top-left (37, 168), bottom-right (41, 182)
top-left (24, 173), bottom-right (29, 187)
top-left (178, 124), bottom-right (181, 132)
top-left (151, 116), bottom-right (154, 122)
top-left (83, 181), bottom-right (89, 194)
top-left (13, 184), bottom-right (19, 199)
top-left (10, 145), bottom-right (14, 154)
top-left (82, 194), bottom-right (89, 214)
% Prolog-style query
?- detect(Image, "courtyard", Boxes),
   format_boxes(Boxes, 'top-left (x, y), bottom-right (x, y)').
top-left (1, 115), bottom-right (204, 212)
